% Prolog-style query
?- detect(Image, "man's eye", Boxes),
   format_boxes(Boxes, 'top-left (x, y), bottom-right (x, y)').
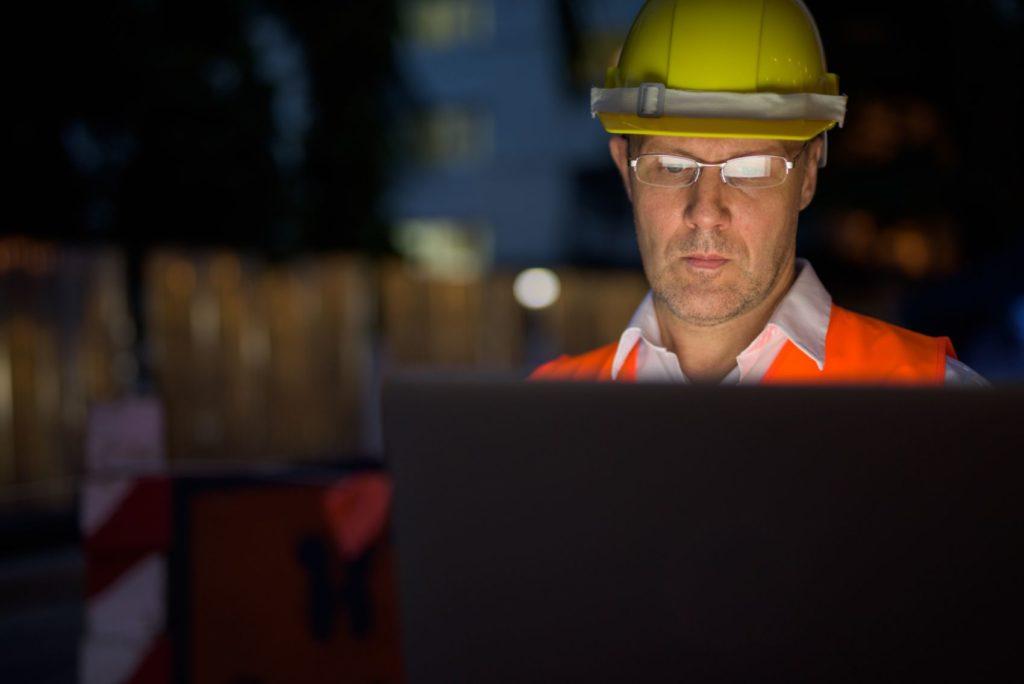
top-left (658, 157), bottom-right (694, 174)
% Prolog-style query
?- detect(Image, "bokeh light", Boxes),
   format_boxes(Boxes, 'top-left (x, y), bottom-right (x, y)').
top-left (513, 268), bottom-right (561, 310)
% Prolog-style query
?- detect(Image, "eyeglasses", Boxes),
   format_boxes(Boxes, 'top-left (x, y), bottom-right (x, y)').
top-left (629, 142), bottom-right (809, 189)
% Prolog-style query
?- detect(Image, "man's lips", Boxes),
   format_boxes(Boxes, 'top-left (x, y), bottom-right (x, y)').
top-left (683, 254), bottom-right (729, 269)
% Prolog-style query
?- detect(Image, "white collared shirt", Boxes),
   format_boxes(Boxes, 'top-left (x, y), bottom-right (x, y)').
top-left (609, 259), bottom-right (987, 386)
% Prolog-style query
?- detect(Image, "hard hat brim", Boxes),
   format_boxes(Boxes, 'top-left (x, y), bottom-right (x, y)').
top-left (598, 113), bottom-right (837, 141)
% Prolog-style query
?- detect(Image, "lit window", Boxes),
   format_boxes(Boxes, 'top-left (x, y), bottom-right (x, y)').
top-left (407, 106), bottom-right (493, 166)
top-left (402, 0), bottom-right (493, 49)
top-left (392, 218), bottom-right (493, 282)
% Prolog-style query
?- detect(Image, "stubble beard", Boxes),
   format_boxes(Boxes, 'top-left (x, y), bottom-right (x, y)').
top-left (643, 226), bottom-right (793, 328)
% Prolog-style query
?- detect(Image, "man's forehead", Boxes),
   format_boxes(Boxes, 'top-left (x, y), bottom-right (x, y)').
top-left (631, 134), bottom-right (802, 160)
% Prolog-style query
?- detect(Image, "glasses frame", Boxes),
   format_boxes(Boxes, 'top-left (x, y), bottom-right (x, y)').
top-left (629, 142), bottom-right (810, 189)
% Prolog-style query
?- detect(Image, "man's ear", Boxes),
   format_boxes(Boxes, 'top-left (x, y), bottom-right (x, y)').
top-left (798, 136), bottom-right (825, 211)
top-left (609, 135), bottom-right (634, 204)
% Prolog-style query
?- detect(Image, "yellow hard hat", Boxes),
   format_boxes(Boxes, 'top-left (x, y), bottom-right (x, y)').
top-left (592, 0), bottom-right (847, 144)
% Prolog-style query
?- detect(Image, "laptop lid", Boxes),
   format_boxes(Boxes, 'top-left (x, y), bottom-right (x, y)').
top-left (386, 380), bottom-right (1024, 681)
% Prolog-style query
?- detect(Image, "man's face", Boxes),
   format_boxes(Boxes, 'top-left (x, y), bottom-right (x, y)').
top-left (609, 134), bottom-right (822, 327)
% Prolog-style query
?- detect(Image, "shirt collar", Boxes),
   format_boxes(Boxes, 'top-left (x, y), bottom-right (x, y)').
top-left (767, 258), bottom-right (830, 371)
top-left (610, 258), bottom-right (831, 379)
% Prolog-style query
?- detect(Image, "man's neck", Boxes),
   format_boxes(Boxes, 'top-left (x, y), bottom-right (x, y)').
top-left (653, 261), bottom-right (798, 384)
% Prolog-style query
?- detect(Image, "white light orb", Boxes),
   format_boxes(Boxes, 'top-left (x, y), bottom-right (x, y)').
top-left (513, 268), bottom-right (561, 310)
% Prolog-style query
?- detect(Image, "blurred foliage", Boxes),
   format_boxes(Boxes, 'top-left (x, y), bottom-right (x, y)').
top-left (9, 0), bottom-right (399, 257)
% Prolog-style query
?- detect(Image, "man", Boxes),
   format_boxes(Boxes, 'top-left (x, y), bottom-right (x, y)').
top-left (532, 0), bottom-right (985, 385)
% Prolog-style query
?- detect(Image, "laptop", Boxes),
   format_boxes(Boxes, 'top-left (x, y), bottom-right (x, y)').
top-left (384, 378), bottom-right (1024, 681)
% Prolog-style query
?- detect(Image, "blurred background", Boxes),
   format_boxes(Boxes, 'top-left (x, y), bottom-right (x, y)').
top-left (2, 0), bottom-right (1022, 680)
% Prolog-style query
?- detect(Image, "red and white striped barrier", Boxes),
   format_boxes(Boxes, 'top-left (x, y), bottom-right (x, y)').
top-left (80, 398), bottom-right (170, 684)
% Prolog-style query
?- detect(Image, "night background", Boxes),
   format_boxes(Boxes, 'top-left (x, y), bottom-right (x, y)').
top-left (2, 0), bottom-right (1022, 680)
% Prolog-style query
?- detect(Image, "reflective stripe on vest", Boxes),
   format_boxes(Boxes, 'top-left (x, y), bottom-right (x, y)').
top-left (528, 305), bottom-right (954, 385)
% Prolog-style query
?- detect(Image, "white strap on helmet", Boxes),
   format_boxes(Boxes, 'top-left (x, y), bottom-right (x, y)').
top-left (591, 85), bottom-right (847, 128)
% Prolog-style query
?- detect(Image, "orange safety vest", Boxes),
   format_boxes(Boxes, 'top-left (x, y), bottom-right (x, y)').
top-left (529, 305), bottom-right (955, 385)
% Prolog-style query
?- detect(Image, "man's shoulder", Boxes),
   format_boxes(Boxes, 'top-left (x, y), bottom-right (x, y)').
top-left (825, 304), bottom-right (978, 383)
top-left (830, 305), bottom-right (956, 358)
top-left (831, 306), bottom-right (990, 384)
top-left (527, 342), bottom-right (620, 381)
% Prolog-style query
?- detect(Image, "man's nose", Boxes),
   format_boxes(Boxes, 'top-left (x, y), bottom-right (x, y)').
top-left (683, 168), bottom-right (730, 230)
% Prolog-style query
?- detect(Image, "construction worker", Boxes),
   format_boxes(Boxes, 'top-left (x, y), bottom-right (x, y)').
top-left (531, 0), bottom-right (985, 385)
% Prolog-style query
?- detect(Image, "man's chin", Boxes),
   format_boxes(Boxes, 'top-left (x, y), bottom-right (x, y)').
top-left (672, 308), bottom-right (743, 327)
top-left (656, 287), bottom-right (750, 327)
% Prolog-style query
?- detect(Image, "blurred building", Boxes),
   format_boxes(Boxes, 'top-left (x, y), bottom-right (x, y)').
top-left (387, 0), bottom-right (644, 267)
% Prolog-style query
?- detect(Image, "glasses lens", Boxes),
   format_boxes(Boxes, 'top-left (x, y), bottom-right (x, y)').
top-left (635, 155), bottom-right (699, 187)
top-left (722, 155), bottom-right (788, 188)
